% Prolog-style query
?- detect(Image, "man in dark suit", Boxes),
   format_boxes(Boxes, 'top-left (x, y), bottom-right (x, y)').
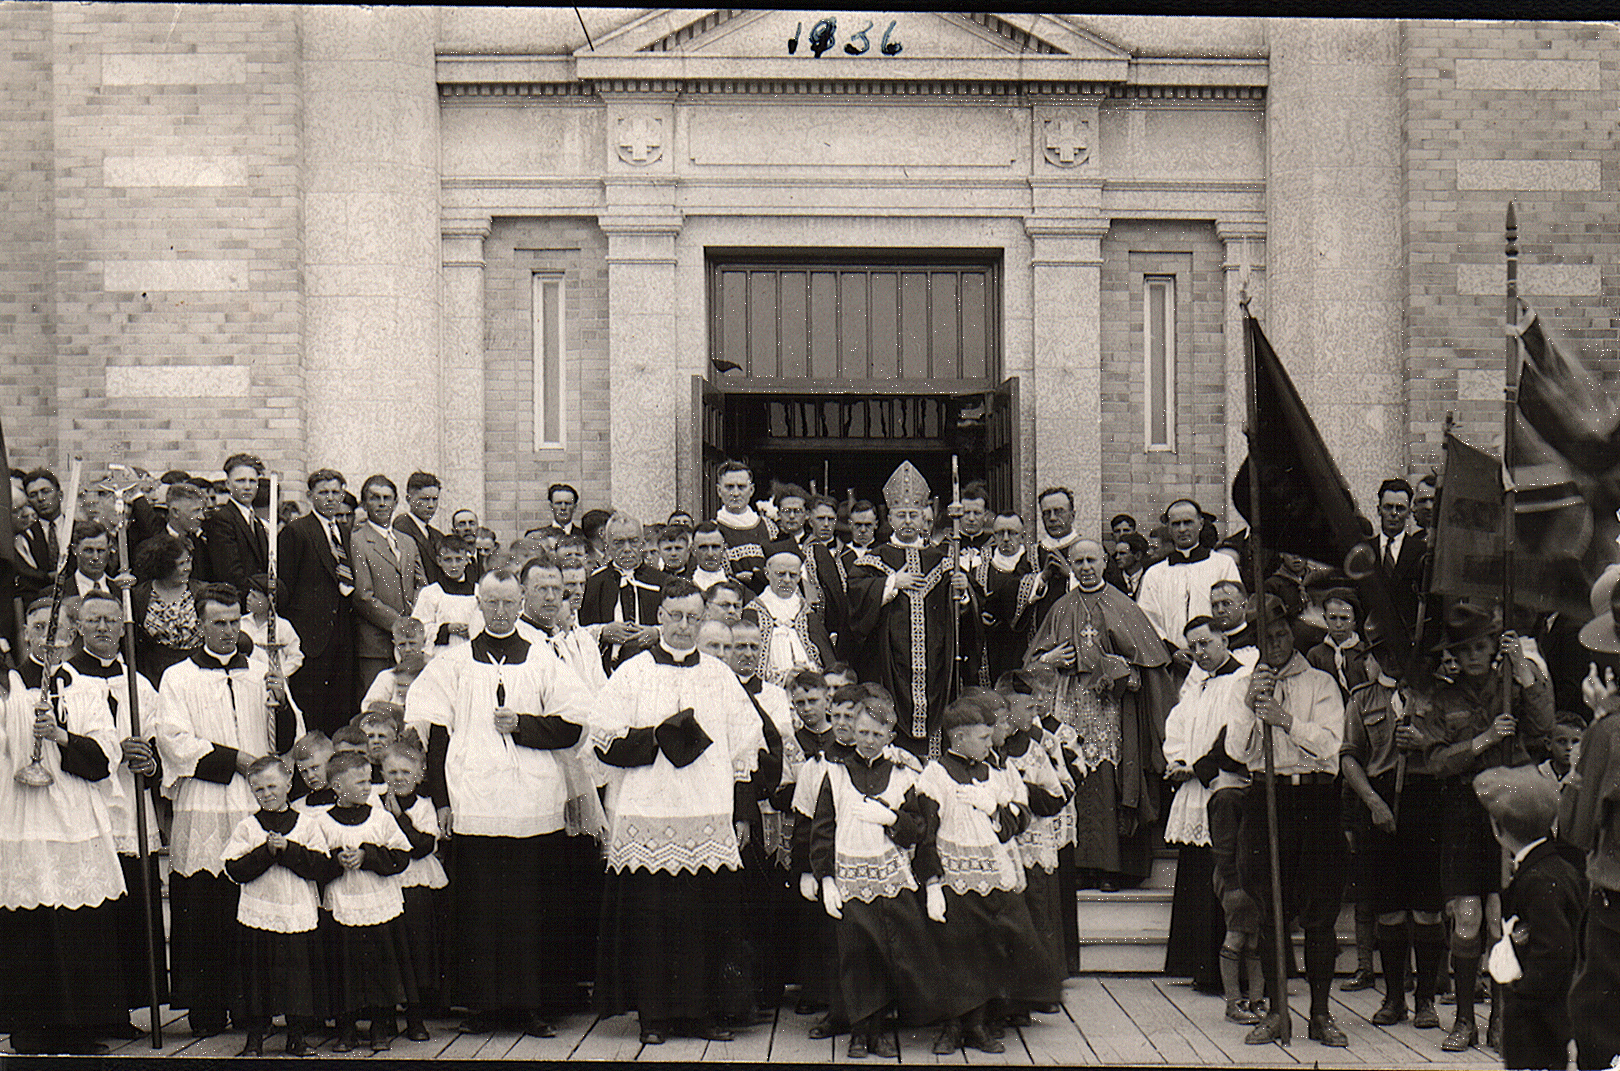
top-left (279, 468), bottom-right (359, 733)
top-left (201, 452), bottom-right (269, 606)
top-left (14, 467), bottom-right (68, 602)
top-left (394, 471), bottom-right (445, 588)
top-left (579, 511), bottom-right (668, 672)
top-left (1369, 478), bottom-right (1427, 635)
top-left (540, 482), bottom-right (581, 540)
top-left (350, 473), bottom-right (425, 700)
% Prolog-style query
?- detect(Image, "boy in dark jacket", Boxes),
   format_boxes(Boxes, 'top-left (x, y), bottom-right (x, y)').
top-left (1475, 766), bottom-right (1587, 1071)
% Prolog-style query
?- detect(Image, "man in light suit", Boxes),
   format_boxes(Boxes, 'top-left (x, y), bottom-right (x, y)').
top-left (350, 473), bottom-right (425, 702)
top-left (394, 471), bottom-right (446, 588)
top-left (280, 468), bottom-right (359, 733)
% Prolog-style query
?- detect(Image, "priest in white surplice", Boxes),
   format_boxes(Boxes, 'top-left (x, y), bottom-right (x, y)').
top-left (589, 578), bottom-right (766, 1046)
top-left (405, 567), bottom-right (598, 1038)
top-left (154, 584), bottom-right (300, 1038)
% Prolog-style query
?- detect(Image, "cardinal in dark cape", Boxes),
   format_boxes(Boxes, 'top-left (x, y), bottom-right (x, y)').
top-left (1026, 538), bottom-right (1174, 888)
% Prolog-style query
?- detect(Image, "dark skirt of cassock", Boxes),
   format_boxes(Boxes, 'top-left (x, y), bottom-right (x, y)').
top-left (167, 870), bottom-right (240, 1013)
top-left (738, 837), bottom-right (792, 1005)
top-left (1056, 845), bottom-right (1080, 975)
top-left (934, 888), bottom-right (1062, 1010)
top-left (234, 924), bottom-right (327, 1021)
top-left (835, 893), bottom-right (968, 1027)
top-left (1022, 866), bottom-right (1067, 973)
top-left (596, 866), bottom-right (753, 1024)
top-left (1162, 845), bottom-right (1222, 989)
top-left (399, 885), bottom-right (445, 1004)
top-left (114, 852), bottom-right (169, 1008)
top-left (0, 899), bottom-right (129, 1035)
top-left (331, 918), bottom-right (410, 1014)
top-left (796, 893), bottom-right (847, 1023)
top-left (447, 832), bottom-right (593, 1014)
top-left (1071, 760), bottom-right (1153, 882)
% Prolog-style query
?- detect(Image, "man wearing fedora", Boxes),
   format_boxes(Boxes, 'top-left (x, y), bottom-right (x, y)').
top-left (1223, 594), bottom-right (1350, 1047)
top-left (1425, 602), bottom-right (1555, 1053)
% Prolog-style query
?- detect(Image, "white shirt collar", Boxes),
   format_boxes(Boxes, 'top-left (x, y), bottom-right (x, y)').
top-left (990, 545), bottom-right (1026, 571)
top-left (716, 506), bottom-right (760, 530)
top-left (368, 519), bottom-right (395, 540)
top-left (758, 588), bottom-right (803, 619)
top-left (234, 499), bottom-right (258, 524)
top-left (1511, 837), bottom-right (1547, 871)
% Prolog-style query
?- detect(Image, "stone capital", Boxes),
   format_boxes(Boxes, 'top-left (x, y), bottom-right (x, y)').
top-left (441, 220), bottom-right (491, 269)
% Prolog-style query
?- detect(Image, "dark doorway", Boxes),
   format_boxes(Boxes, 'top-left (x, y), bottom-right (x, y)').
top-left (692, 381), bottom-right (1020, 519)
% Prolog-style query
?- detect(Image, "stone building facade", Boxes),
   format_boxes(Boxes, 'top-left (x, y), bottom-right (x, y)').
top-left (3, 8), bottom-right (1615, 540)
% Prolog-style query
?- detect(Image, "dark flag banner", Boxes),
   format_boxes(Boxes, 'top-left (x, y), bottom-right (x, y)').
top-left (1509, 308), bottom-right (1612, 616)
top-left (0, 411), bottom-right (13, 566)
top-left (1430, 432), bottom-right (1504, 603)
top-left (1231, 314), bottom-right (1409, 666)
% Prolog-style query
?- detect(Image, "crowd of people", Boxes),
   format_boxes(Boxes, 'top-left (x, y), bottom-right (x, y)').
top-left (0, 454), bottom-right (1616, 1068)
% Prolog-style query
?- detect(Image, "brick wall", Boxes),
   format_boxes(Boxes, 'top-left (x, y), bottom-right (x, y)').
top-left (482, 217), bottom-right (611, 542)
top-left (1098, 220), bottom-right (1228, 534)
top-left (46, 3), bottom-right (306, 486)
top-left (1403, 20), bottom-right (1620, 470)
top-left (0, 3), bottom-right (58, 470)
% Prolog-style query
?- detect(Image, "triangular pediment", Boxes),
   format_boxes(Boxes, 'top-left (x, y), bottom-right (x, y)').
top-left (581, 9), bottom-right (1130, 61)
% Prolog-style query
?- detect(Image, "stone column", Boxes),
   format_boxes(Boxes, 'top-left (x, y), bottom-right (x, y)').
top-left (301, 6), bottom-right (441, 482)
top-left (1265, 18), bottom-right (1405, 509)
top-left (1027, 220), bottom-right (1109, 538)
top-left (1217, 223), bottom-right (1267, 524)
top-left (603, 221), bottom-right (681, 521)
top-left (441, 220), bottom-right (489, 520)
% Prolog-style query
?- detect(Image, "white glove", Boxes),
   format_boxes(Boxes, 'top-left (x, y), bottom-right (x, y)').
top-left (799, 872), bottom-right (818, 902)
top-left (821, 875), bottom-right (844, 919)
top-left (925, 882), bottom-right (946, 923)
top-left (849, 796), bottom-right (897, 826)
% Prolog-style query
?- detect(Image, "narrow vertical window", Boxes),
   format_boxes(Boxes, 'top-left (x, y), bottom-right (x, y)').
top-left (533, 274), bottom-right (565, 448)
top-left (1144, 275), bottom-right (1176, 451)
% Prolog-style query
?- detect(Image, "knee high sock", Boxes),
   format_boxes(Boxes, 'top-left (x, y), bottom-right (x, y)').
top-left (1355, 902), bottom-right (1377, 972)
top-left (1220, 946), bottom-right (1244, 1004)
top-left (1304, 931), bottom-right (1338, 1020)
top-left (1376, 922), bottom-right (1410, 1006)
top-left (1451, 955), bottom-right (1480, 1027)
top-left (1412, 921), bottom-right (1446, 1005)
top-left (1247, 948), bottom-right (1265, 1006)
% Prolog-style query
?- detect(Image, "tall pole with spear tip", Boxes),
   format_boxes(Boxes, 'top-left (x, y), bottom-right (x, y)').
top-left (1240, 281), bottom-right (1292, 1045)
top-left (107, 463), bottom-right (164, 1047)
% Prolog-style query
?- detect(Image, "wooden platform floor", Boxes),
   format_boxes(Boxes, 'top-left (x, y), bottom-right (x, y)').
top-left (42, 977), bottom-right (1504, 1066)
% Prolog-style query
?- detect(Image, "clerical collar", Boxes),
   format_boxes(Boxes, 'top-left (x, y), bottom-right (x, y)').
top-left (1511, 837), bottom-right (1548, 872)
top-left (192, 645), bottom-right (249, 671)
top-left (990, 546), bottom-right (1025, 571)
top-left (1075, 578), bottom-right (1107, 594)
top-left (440, 575), bottom-right (475, 596)
top-left (716, 506), bottom-right (761, 530)
top-left (889, 535), bottom-right (925, 548)
top-left (1210, 656), bottom-right (1243, 678)
top-left (521, 611), bottom-right (555, 636)
top-left (471, 629), bottom-right (529, 665)
top-left (651, 641), bottom-right (701, 668)
top-left (1166, 546), bottom-right (1212, 565)
top-left (943, 748), bottom-right (988, 775)
top-left (70, 650), bottom-right (124, 678)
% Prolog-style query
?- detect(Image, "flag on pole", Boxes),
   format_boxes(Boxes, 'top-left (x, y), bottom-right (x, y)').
top-left (1230, 314), bottom-right (1411, 667)
top-left (1431, 429), bottom-right (1595, 617)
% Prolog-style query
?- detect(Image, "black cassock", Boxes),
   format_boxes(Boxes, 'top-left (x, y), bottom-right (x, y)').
top-left (842, 541), bottom-right (958, 754)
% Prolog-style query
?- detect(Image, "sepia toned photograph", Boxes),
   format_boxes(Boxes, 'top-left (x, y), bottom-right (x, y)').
top-left (0, 7), bottom-right (1614, 1067)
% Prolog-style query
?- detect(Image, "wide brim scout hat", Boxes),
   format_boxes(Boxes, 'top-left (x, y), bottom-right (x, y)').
top-left (1578, 564), bottom-right (1620, 654)
top-left (1433, 602), bottom-right (1500, 653)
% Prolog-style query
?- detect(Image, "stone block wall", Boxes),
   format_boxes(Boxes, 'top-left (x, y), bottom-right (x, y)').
top-left (1098, 220), bottom-right (1228, 534)
top-left (1403, 19), bottom-right (1620, 469)
top-left (0, 3), bottom-right (57, 469)
top-left (46, 3), bottom-right (306, 484)
top-left (482, 217), bottom-right (612, 537)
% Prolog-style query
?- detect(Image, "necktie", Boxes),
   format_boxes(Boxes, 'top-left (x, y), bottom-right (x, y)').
top-left (45, 523), bottom-right (60, 570)
top-left (328, 522), bottom-right (354, 585)
top-left (1383, 538), bottom-right (1396, 572)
